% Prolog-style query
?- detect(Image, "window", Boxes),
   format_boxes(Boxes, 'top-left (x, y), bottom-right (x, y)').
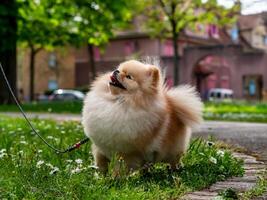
top-left (242, 75), bottom-right (263, 100)
top-left (48, 53), bottom-right (57, 68)
top-left (264, 36), bottom-right (267, 45)
top-left (210, 92), bottom-right (215, 97)
top-left (124, 42), bottom-right (134, 55)
top-left (230, 25), bottom-right (239, 43)
top-left (48, 80), bottom-right (58, 90)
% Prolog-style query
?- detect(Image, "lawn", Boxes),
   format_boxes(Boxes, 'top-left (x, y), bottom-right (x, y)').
top-left (1, 100), bottom-right (267, 122)
top-left (0, 116), bottom-right (244, 199)
top-left (204, 101), bottom-right (267, 123)
top-left (0, 101), bottom-right (83, 114)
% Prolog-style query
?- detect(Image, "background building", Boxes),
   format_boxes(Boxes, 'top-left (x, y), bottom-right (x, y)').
top-left (18, 12), bottom-right (267, 101)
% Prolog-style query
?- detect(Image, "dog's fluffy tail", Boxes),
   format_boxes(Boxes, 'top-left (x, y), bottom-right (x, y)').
top-left (167, 85), bottom-right (203, 128)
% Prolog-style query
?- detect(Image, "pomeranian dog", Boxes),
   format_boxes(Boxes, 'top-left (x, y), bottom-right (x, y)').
top-left (82, 60), bottom-right (203, 172)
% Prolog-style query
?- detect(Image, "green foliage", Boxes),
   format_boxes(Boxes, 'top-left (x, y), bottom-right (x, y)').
top-left (16, 0), bottom-right (139, 100)
top-left (0, 0), bottom-right (17, 52)
top-left (142, 0), bottom-right (240, 85)
top-left (144, 0), bottom-right (240, 38)
top-left (0, 116), bottom-right (244, 199)
top-left (218, 188), bottom-right (239, 199)
top-left (180, 138), bottom-right (244, 189)
top-left (17, 0), bottom-right (80, 51)
top-left (17, 0), bottom-right (138, 50)
top-left (73, 0), bottom-right (138, 47)
top-left (241, 170), bottom-right (267, 200)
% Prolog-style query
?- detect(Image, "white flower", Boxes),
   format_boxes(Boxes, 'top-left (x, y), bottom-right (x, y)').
top-left (75, 159), bottom-right (83, 164)
top-left (20, 140), bottom-right (27, 144)
top-left (0, 153), bottom-right (7, 158)
top-left (71, 167), bottom-right (82, 174)
top-left (47, 136), bottom-right (54, 139)
top-left (209, 157), bottom-right (217, 164)
top-left (207, 141), bottom-right (214, 146)
top-left (50, 167), bottom-right (59, 175)
top-left (217, 150), bottom-right (225, 157)
top-left (0, 149), bottom-right (6, 153)
top-left (94, 172), bottom-right (100, 179)
top-left (88, 165), bottom-right (98, 169)
top-left (36, 160), bottom-right (44, 168)
top-left (38, 150), bottom-right (43, 153)
top-left (46, 163), bottom-right (54, 168)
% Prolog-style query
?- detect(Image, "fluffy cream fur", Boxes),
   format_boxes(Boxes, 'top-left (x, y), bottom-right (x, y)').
top-left (82, 60), bottom-right (203, 171)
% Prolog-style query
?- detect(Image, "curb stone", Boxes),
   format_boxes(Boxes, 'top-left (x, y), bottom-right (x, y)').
top-left (182, 152), bottom-right (267, 200)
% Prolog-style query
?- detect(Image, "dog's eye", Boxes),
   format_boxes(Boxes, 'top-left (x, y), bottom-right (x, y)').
top-left (126, 75), bottom-right (132, 80)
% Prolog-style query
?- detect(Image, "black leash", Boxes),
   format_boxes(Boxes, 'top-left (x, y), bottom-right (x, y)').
top-left (0, 62), bottom-right (89, 154)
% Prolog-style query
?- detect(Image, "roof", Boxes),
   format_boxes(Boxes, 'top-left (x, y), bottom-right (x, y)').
top-left (238, 12), bottom-right (267, 30)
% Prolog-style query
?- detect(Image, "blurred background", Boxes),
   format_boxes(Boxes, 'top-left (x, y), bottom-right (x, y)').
top-left (0, 0), bottom-right (267, 103)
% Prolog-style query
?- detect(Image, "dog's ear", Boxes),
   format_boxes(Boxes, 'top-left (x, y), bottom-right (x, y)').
top-left (146, 65), bottom-right (160, 87)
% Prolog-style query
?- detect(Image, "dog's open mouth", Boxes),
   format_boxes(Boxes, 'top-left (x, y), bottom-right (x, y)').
top-left (109, 74), bottom-right (126, 90)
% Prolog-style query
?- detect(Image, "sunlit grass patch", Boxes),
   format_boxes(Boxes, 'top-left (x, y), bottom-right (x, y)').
top-left (0, 101), bottom-right (83, 114)
top-left (0, 116), bottom-right (244, 199)
top-left (204, 101), bottom-right (267, 123)
top-left (2, 100), bottom-right (267, 122)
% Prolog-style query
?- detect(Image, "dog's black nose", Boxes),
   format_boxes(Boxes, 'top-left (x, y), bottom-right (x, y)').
top-left (113, 70), bottom-right (120, 75)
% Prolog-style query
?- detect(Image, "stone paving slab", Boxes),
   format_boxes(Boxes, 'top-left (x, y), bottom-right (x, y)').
top-left (227, 175), bottom-right (258, 182)
top-left (254, 193), bottom-right (267, 200)
top-left (208, 181), bottom-right (256, 192)
top-left (182, 152), bottom-right (267, 200)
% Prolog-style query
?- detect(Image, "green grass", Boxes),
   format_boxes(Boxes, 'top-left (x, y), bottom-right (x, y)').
top-left (218, 170), bottom-right (267, 200)
top-left (241, 170), bottom-right (267, 200)
top-left (204, 101), bottom-right (267, 123)
top-left (0, 101), bottom-right (83, 114)
top-left (205, 101), bottom-right (267, 114)
top-left (0, 116), bottom-right (244, 199)
top-left (1, 100), bottom-right (267, 122)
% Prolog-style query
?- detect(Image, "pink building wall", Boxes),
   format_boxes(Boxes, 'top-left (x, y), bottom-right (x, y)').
top-left (74, 37), bottom-right (267, 100)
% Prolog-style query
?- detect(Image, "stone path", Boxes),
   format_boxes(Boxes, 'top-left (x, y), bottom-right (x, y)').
top-left (0, 112), bottom-right (81, 121)
top-left (182, 152), bottom-right (267, 200)
top-left (194, 121), bottom-right (267, 163)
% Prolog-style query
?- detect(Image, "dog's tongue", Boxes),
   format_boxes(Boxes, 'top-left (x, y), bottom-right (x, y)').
top-left (110, 75), bottom-right (117, 83)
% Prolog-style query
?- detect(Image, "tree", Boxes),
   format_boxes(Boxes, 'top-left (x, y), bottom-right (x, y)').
top-left (144, 0), bottom-right (240, 85)
top-left (71, 0), bottom-right (138, 81)
top-left (0, 0), bottom-right (17, 104)
top-left (18, 0), bottom-right (138, 100)
top-left (17, 0), bottom-right (82, 101)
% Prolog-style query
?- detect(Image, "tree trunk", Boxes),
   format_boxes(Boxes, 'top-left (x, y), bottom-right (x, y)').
top-left (29, 47), bottom-right (36, 101)
top-left (172, 26), bottom-right (179, 86)
top-left (87, 44), bottom-right (96, 82)
top-left (0, 0), bottom-right (17, 104)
